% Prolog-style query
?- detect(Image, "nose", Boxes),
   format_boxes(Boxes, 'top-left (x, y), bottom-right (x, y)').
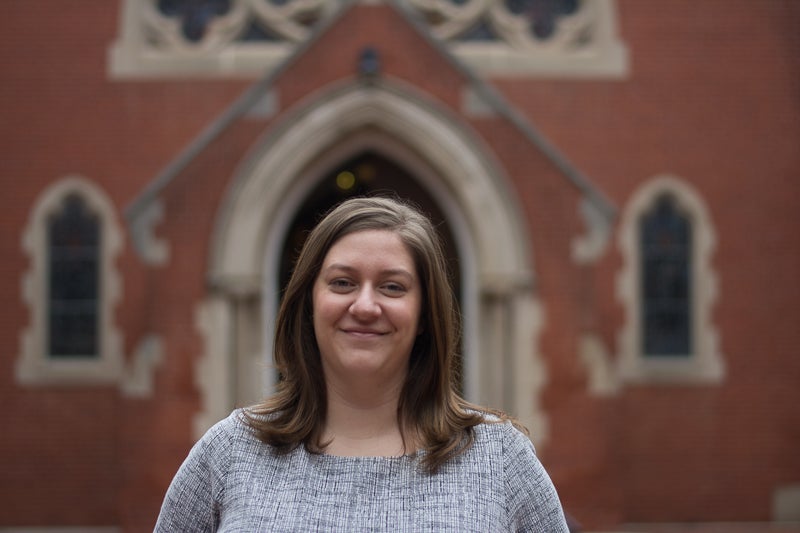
top-left (349, 286), bottom-right (381, 320)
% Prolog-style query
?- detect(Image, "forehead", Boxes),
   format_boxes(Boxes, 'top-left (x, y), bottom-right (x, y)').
top-left (322, 229), bottom-right (415, 268)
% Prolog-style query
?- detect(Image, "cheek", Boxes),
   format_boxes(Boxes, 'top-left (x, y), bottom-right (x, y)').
top-left (312, 290), bottom-right (342, 330)
top-left (311, 287), bottom-right (328, 333)
top-left (404, 300), bottom-right (424, 334)
top-left (311, 298), bottom-right (332, 356)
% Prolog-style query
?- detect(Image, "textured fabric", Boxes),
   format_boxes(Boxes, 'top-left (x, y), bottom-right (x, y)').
top-left (155, 410), bottom-right (570, 532)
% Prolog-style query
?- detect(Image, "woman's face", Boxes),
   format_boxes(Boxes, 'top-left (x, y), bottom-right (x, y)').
top-left (312, 229), bottom-right (423, 390)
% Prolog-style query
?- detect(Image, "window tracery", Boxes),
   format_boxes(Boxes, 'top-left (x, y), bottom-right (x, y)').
top-left (640, 194), bottom-right (692, 357)
top-left (156, 0), bottom-right (234, 43)
top-left (410, 0), bottom-right (588, 49)
top-left (110, 0), bottom-right (627, 77)
top-left (47, 194), bottom-right (101, 358)
top-left (142, 0), bottom-right (329, 52)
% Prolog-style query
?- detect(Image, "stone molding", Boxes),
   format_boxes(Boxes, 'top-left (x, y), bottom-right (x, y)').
top-left (108, 0), bottom-right (627, 79)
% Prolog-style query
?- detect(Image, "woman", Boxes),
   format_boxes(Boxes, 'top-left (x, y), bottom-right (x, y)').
top-left (155, 196), bottom-right (570, 532)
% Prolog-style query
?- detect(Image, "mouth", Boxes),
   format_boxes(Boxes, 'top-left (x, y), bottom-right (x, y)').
top-left (341, 328), bottom-right (387, 337)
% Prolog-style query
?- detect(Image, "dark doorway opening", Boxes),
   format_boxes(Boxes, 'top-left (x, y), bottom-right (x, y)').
top-left (279, 151), bottom-right (460, 297)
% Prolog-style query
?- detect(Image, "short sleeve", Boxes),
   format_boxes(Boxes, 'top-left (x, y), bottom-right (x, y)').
top-left (502, 423), bottom-right (570, 532)
top-left (154, 415), bottom-right (235, 532)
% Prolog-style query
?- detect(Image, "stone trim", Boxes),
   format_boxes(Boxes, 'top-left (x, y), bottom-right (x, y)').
top-left (410, 0), bottom-right (628, 78)
top-left (773, 484), bottom-right (800, 521)
top-left (108, 0), bottom-right (627, 79)
top-left (120, 334), bottom-right (164, 398)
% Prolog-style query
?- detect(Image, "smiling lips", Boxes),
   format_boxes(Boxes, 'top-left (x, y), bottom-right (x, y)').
top-left (341, 327), bottom-right (387, 337)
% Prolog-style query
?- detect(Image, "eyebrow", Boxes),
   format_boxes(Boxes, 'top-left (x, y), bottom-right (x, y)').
top-left (323, 263), bottom-right (415, 282)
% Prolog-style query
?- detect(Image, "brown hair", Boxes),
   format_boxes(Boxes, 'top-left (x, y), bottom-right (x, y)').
top-left (244, 196), bottom-right (496, 473)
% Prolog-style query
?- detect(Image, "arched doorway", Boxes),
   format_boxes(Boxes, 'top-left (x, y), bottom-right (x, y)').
top-left (201, 82), bottom-right (545, 444)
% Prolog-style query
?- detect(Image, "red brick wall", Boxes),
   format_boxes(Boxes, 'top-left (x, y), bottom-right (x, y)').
top-left (495, 0), bottom-right (800, 526)
top-left (0, 0), bottom-right (250, 528)
top-left (0, 1), bottom-right (798, 531)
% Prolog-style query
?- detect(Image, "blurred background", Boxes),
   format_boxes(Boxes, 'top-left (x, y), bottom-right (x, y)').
top-left (1, 1), bottom-right (798, 531)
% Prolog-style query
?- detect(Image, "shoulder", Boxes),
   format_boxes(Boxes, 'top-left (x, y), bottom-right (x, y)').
top-left (451, 417), bottom-right (568, 529)
top-left (469, 417), bottom-right (550, 491)
top-left (199, 409), bottom-right (255, 446)
top-left (475, 421), bottom-right (569, 530)
top-left (155, 411), bottom-right (253, 530)
top-left (189, 408), bottom-right (266, 466)
top-left (470, 413), bottom-right (535, 455)
top-left (450, 414), bottom-right (537, 473)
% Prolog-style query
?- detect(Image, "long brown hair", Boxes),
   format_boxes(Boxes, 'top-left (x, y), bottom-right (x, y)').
top-left (244, 196), bottom-right (492, 473)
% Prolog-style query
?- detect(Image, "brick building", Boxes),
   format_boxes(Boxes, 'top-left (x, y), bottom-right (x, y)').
top-left (1, 1), bottom-right (798, 531)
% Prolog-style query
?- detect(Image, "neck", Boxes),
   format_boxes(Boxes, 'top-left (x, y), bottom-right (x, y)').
top-left (323, 379), bottom-right (411, 457)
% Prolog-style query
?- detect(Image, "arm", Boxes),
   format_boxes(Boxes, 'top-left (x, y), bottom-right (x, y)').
top-left (154, 417), bottom-right (233, 532)
top-left (503, 423), bottom-right (570, 532)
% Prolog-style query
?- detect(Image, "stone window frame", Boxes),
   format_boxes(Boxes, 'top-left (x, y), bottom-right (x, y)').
top-left (17, 176), bottom-right (124, 386)
top-left (616, 175), bottom-right (724, 384)
top-left (108, 0), bottom-right (628, 79)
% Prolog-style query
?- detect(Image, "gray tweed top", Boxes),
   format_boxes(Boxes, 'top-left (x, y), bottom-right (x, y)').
top-left (155, 409), bottom-right (569, 532)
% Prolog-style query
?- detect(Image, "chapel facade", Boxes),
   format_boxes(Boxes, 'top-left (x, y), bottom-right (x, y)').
top-left (2, 1), bottom-right (799, 531)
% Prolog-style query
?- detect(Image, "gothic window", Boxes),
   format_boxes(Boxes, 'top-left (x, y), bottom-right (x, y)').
top-left (415, 0), bottom-right (584, 45)
top-left (640, 194), bottom-right (691, 357)
top-left (47, 194), bottom-right (101, 358)
top-left (156, 0), bottom-right (235, 43)
top-left (109, 0), bottom-right (627, 78)
top-left (18, 177), bottom-right (124, 385)
top-left (617, 176), bottom-right (724, 384)
top-left (503, 0), bottom-right (581, 41)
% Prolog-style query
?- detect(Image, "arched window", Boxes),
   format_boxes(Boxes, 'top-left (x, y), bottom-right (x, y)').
top-left (617, 176), bottom-right (724, 384)
top-left (17, 176), bottom-right (124, 385)
top-left (640, 194), bottom-right (691, 357)
top-left (47, 194), bottom-right (101, 358)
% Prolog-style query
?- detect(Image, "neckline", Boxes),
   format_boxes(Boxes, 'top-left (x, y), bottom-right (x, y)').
top-left (309, 447), bottom-right (424, 462)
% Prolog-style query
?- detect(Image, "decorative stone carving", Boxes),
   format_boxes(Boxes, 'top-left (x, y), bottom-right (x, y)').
top-left (144, 0), bottom-right (330, 50)
top-left (121, 335), bottom-right (164, 398)
top-left (572, 197), bottom-right (612, 264)
top-left (109, 0), bottom-right (627, 78)
top-left (408, 0), bottom-right (589, 50)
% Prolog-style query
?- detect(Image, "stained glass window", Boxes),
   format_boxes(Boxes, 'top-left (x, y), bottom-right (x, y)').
top-left (155, 0), bottom-right (321, 44)
top-left (504, 0), bottom-right (580, 41)
top-left (640, 194), bottom-right (691, 356)
top-left (157, 0), bottom-right (233, 42)
top-left (47, 194), bottom-right (101, 358)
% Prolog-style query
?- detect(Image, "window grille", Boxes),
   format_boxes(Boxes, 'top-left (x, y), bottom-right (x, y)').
top-left (47, 194), bottom-right (101, 358)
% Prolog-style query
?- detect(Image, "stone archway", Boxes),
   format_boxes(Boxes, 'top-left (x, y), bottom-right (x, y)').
top-left (197, 82), bottom-right (547, 443)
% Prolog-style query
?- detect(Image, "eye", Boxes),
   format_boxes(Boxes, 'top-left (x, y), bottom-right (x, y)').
top-left (381, 282), bottom-right (407, 296)
top-left (329, 278), bottom-right (355, 292)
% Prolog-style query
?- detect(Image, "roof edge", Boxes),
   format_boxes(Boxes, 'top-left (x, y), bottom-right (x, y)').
top-left (125, 0), bottom-right (616, 230)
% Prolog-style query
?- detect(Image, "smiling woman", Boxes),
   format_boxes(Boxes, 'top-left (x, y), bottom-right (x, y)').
top-left (155, 196), bottom-right (570, 532)
top-left (312, 229), bottom-right (423, 456)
